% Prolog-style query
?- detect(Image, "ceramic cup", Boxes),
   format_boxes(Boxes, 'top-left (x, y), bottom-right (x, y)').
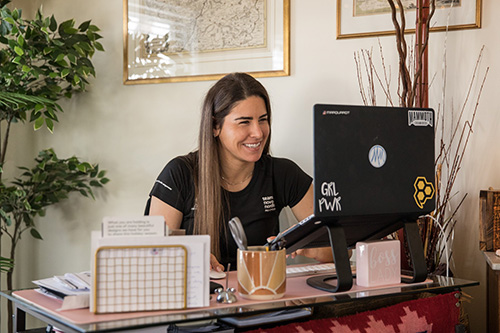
top-left (237, 246), bottom-right (286, 300)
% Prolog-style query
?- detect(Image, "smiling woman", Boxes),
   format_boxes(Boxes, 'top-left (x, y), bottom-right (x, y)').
top-left (146, 72), bottom-right (329, 270)
top-left (215, 96), bottom-right (270, 173)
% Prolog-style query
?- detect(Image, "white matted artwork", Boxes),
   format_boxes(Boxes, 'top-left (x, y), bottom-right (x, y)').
top-left (337, 0), bottom-right (482, 39)
top-left (123, 0), bottom-right (290, 84)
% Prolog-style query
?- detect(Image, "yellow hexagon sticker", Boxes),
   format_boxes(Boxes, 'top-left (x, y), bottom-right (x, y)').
top-left (413, 176), bottom-right (435, 209)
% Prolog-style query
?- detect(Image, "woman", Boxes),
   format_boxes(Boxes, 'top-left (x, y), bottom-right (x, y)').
top-left (147, 72), bottom-right (331, 272)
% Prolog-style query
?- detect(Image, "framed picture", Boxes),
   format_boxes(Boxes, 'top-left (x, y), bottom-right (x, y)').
top-left (123, 0), bottom-right (290, 84)
top-left (337, 0), bottom-right (482, 39)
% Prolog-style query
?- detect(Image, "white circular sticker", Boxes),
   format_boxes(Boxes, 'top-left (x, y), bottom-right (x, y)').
top-left (369, 145), bottom-right (387, 168)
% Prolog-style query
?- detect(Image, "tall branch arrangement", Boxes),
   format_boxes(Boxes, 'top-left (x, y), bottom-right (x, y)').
top-left (354, 0), bottom-right (489, 274)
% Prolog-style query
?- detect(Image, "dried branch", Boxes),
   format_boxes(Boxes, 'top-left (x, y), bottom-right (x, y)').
top-left (355, 49), bottom-right (377, 106)
top-left (444, 46), bottom-right (485, 159)
top-left (412, 0), bottom-right (436, 107)
top-left (377, 39), bottom-right (393, 105)
top-left (387, 0), bottom-right (412, 106)
top-left (363, 49), bottom-right (377, 106)
top-left (354, 1), bottom-right (488, 274)
top-left (354, 52), bottom-right (368, 106)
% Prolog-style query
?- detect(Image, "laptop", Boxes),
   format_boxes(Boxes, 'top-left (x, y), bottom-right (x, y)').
top-left (269, 104), bottom-right (435, 253)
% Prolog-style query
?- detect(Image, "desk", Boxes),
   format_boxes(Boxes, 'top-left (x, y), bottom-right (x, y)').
top-left (1, 273), bottom-right (478, 333)
top-left (484, 251), bottom-right (500, 332)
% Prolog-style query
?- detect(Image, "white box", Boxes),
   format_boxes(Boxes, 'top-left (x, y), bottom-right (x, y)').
top-left (356, 240), bottom-right (401, 287)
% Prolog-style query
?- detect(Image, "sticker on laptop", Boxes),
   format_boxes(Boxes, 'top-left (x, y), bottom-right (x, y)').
top-left (408, 110), bottom-right (433, 127)
top-left (322, 110), bottom-right (350, 116)
top-left (368, 145), bottom-right (387, 168)
top-left (413, 176), bottom-right (435, 209)
top-left (318, 181), bottom-right (342, 213)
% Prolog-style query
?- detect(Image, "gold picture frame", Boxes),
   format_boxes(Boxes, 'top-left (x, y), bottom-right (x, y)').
top-left (337, 0), bottom-right (482, 39)
top-left (123, 0), bottom-right (290, 84)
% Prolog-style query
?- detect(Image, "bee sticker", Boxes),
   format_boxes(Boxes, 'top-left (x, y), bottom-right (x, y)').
top-left (413, 176), bottom-right (435, 209)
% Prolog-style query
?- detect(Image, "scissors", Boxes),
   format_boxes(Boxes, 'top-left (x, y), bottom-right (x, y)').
top-left (228, 217), bottom-right (247, 250)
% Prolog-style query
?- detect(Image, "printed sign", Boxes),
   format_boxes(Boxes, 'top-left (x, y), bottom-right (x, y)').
top-left (356, 240), bottom-right (401, 287)
top-left (102, 216), bottom-right (166, 237)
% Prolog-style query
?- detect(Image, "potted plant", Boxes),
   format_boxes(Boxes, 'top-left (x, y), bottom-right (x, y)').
top-left (0, 0), bottom-right (108, 329)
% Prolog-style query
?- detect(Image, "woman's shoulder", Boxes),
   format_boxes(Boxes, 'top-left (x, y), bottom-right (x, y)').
top-left (165, 151), bottom-right (197, 170)
top-left (159, 151), bottom-right (198, 180)
top-left (259, 155), bottom-right (301, 169)
top-left (256, 155), bottom-right (309, 181)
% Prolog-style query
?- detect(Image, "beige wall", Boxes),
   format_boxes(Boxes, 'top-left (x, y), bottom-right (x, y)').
top-left (2, 1), bottom-right (499, 332)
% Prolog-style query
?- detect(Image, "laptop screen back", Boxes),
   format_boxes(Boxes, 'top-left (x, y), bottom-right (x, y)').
top-left (313, 104), bottom-right (435, 224)
top-left (267, 104), bottom-right (436, 252)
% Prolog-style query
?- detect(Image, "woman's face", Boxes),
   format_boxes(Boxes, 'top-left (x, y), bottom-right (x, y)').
top-left (214, 95), bottom-right (270, 167)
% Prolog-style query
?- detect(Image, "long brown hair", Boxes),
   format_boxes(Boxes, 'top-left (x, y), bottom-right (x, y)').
top-left (194, 73), bottom-right (272, 258)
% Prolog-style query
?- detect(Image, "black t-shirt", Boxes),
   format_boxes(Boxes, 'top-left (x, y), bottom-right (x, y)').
top-left (148, 152), bottom-right (312, 268)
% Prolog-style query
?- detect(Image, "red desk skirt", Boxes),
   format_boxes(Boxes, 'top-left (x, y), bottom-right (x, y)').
top-left (246, 291), bottom-right (461, 333)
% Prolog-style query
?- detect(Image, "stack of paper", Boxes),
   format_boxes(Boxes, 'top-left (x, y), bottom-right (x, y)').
top-left (33, 271), bottom-right (91, 310)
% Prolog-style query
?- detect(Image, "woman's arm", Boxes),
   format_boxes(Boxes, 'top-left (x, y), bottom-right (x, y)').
top-left (149, 196), bottom-right (183, 230)
top-left (290, 184), bottom-right (334, 263)
top-left (290, 183), bottom-right (314, 221)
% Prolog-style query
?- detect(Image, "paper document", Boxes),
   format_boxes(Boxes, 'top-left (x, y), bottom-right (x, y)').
top-left (63, 271), bottom-right (91, 290)
top-left (102, 216), bottom-right (167, 237)
top-left (33, 272), bottom-right (91, 311)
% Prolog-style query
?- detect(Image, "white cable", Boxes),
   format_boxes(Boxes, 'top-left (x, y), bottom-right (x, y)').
top-left (423, 214), bottom-right (450, 278)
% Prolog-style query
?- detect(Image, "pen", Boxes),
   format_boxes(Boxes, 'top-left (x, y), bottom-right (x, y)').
top-left (270, 238), bottom-right (286, 251)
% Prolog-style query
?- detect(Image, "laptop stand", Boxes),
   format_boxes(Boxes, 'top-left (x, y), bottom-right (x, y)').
top-left (305, 224), bottom-right (353, 293)
top-left (400, 221), bottom-right (428, 283)
top-left (305, 221), bottom-right (427, 293)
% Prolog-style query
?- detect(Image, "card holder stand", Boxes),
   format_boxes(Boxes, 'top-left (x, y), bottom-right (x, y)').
top-left (93, 245), bottom-right (187, 313)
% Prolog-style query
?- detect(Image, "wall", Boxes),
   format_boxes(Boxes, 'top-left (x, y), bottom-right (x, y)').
top-left (2, 1), bottom-right (499, 332)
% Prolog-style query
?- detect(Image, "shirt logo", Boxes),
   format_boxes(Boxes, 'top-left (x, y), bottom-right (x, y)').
top-left (155, 179), bottom-right (172, 191)
top-left (262, 196), bottom-right (276, 212)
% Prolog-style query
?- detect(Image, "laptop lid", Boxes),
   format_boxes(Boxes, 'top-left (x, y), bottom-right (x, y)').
top-left (313, 104), bottom-right (436, 220)
top-left (267, 104), bottom-right (436, 253)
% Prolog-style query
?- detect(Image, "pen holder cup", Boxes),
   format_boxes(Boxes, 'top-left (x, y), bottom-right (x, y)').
top-left (237, 246), bottom-right (286, 300)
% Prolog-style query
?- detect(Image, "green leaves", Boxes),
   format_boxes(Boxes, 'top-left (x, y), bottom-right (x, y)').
top-left (0, 3), bottom-right (108, 292)
top-left (0, 91), bottom-right (59, 110)
top-left (0, 91), bottom-right (61, 132)
top-left (49, 15), bottom-right (57, 32)
top-left (0, 5), bottom-right (104, 130)
top-left (30, 228), bottom-right (42, 240)
top-left (0, 149), bottom-right (110, 242)
top-left (33, 116), bottom-right (44, 130)
top-left (0, 256), bottom-right (14, 273)
top-left (13, 45), bottom-right (23, 55)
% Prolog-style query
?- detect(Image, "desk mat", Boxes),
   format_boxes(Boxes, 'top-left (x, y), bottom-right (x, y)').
top-left (14, 272), bottom-right (432, 326)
